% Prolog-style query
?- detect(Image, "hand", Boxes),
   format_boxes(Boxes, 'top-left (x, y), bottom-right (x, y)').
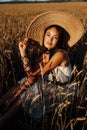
top-left (22, 75), bottom-right (36, 88)
top-left (19, 38), bottom-right (28, 57)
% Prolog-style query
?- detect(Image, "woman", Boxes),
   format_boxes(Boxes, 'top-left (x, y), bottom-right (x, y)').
top-left (18, 24), bottom-right (72, 120)
top-left (0, 11), bottom-right (84, 127)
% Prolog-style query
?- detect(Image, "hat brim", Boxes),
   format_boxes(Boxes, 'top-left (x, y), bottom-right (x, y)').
top-left (26, 11), bottom-right (84, 47)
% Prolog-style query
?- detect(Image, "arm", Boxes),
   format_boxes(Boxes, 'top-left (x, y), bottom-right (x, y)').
top-left (43, 51), bottom-right (65, 74)
top-left (1, 51), bottom-right (65, 108)
top-left (33, 50), bottom-right (65, 76)
top-left (19, 38), bottom-right (33, 76)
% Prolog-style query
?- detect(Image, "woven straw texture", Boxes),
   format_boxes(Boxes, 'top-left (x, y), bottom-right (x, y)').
top-left (26, 11), bottom-right (84, 47)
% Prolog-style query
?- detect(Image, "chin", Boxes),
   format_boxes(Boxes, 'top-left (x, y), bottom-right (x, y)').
top-left (48, 48), bottom-right (51, 50)
top-left (46, 46), bottom-right (51, 50)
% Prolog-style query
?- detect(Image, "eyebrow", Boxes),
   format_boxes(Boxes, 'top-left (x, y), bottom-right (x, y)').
top-left (46, 31), bottom-right (59, 37)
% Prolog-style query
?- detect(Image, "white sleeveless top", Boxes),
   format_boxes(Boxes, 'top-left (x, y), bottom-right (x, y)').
top-left (47, 64), bottom-right (72, 83)
top-left (47, 49), bottom-right (72, 83)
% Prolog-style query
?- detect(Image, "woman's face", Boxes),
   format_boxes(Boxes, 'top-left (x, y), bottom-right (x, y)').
top-left (44, 27), bottom-right (60, 50)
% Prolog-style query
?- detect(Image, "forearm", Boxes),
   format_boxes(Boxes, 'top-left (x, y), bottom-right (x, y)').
top-left (33, 54), bottom-right (61, 77)
top-left (32, 62), bottom-right (52, 77)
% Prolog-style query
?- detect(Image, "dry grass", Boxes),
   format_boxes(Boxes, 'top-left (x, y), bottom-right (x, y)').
top-left (0, 2), bottom-right (87, 130)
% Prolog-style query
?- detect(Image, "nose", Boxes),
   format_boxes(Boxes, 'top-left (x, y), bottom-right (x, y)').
top-left (51, 37), bottom-right (53, 41)
top-left (49, 36), bottom-right (53, 42)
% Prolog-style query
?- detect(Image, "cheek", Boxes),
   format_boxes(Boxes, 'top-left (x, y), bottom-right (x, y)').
top-left (52, 40), bottom-right (58, 47)
top-left (43, 36), bottom-right (47, 45)
top-left (44, 35), bottom-right (48, 41)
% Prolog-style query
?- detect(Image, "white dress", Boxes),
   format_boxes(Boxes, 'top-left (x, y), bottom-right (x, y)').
top-left (19, 50), bottom-right (76, 120)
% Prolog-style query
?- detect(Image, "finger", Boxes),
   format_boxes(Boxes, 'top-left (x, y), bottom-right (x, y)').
top-left (24, 38), bottom-right (28, 45)
top-left (24, 38), bottom-right (28, 42)
top-left (19, 42), bottom-right (24, 48)
top-left (28, 77), bottom-right (34, 82)
top-left (28, 76), bottom-right (35, 83)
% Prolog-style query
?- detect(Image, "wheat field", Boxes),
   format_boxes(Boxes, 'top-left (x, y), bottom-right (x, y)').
top-left (0, 2), bottom-right (87, 130)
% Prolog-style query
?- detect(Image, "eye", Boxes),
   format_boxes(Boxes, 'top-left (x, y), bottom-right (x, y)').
top-left (46, 32), bottom-right (50, 37)
top-left (47, 34), bottom-right (50, 36)
top-left (54, 36), bottom-right (58, 40)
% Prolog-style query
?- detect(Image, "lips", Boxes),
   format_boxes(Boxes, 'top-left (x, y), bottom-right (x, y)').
top-left (47, 42), bottom-right (52, 46)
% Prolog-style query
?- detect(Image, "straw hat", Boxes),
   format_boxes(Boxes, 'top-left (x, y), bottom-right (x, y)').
top-left (26, 11), bottom-right (84, 47)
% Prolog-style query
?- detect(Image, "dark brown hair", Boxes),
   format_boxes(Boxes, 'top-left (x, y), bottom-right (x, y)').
top-left (25, 38), bottom-right (47, 70)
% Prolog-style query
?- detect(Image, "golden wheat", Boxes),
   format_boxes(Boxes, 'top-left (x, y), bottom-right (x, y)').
top-left (0, 2), bottom-right (87, 130)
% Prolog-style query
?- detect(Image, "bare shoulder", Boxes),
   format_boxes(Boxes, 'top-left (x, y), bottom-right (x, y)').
top-left (47, 49), bottom-right (69, 68)
top-left (53, 50), bottom-right (65, 58)
top-left (50, 50), bottom-right (65, 64)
